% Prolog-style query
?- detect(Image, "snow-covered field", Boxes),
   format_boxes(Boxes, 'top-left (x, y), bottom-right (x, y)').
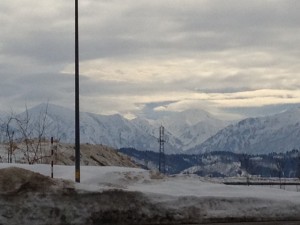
top-left (1, 163), bottom-right (300, 224)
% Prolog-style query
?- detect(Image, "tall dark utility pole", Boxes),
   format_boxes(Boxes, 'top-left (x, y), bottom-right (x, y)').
top-left (75, 0), bottom-right (80, 183)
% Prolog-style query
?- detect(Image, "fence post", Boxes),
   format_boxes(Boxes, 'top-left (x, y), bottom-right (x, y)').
top-left (51, 137), bottom-right (54, 178)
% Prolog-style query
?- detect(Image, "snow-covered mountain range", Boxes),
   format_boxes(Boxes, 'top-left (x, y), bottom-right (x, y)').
top-left (2, 103), bottom-right (300, 155)
top-left (0, 103), bottom-right (229, 154)
top-left (188, 107), bottom-right (300, 154)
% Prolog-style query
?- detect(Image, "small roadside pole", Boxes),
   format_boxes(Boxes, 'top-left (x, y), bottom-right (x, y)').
top-left (51, 137), bottom-right (54, 178)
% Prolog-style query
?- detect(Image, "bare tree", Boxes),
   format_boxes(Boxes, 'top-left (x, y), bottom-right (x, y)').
top-left (1, 111), bottom-right (18, 163)
top-left (14, 103), bottom-right (51, 164)
top-left (52, 115), bottom-right (62, 144)
top-left (6, 117), bottom-right (15, 163)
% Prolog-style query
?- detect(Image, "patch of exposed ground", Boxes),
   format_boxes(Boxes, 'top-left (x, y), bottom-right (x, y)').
top-left (0, 167), bottom-right (73, 194)
top-left (0, 142), bottom-right (138, 168)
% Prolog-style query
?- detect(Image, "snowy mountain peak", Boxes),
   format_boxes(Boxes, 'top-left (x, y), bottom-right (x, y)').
top-left (0, 103), bottom-right (231, 154)
top-left (272, 106), bottom-right (300, 123)
top-left (159, 108), bottom-right (215, 127)
top-left (4, 103), bottom-right (300, 155)
top-left (188, 107), bottom-right (300, 155)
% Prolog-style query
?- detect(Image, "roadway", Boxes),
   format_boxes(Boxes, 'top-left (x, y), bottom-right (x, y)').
top-left (199, 221), bottom-right (300, 225)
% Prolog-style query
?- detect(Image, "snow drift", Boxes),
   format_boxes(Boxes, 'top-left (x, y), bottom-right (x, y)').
top-left (1, 164), bottom-right (300, 224)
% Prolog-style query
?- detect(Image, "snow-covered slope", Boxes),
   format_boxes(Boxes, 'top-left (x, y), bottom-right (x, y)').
top-left (4, 103), bottom-right (300, 155)
top-left (188, 107), bottom-right (300, 154)
top-left (0, 103), bottom-right (229, 153)
top-left (137, 109), bottom-right (230, 151)
top-left (38, 103), bottom-right (182, 153)
top-left (1, 164), bottom-right (300, 224)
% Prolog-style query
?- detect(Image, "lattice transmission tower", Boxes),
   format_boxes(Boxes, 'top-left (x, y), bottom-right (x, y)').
top-left (158, 125), bottom-right (166, 173)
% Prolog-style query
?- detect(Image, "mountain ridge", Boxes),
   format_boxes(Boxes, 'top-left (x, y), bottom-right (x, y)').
top-left (4, 103), bottom-right (300, 155)
top-left (0, 103), bottom-right (229, 154)
top-left (187, 107), bottom-right (300, 154)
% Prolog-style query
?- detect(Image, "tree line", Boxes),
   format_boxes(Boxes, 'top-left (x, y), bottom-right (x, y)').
top-left (119, 148), bottom-right (300, 178)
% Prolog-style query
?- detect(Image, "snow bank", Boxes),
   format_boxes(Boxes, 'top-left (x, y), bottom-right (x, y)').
top-left (0, 163), bottom-right (300, 224)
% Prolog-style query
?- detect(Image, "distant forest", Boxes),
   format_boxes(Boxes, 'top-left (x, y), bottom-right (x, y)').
top-left (119, 148), bottom-right (300, 178)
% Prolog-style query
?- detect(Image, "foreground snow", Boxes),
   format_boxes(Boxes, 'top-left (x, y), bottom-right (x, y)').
top-left (1, 163), bottom-right (300, 224)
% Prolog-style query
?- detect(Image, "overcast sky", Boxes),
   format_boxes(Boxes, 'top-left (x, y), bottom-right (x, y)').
top-left (1, 0), bottom-right (300, 119)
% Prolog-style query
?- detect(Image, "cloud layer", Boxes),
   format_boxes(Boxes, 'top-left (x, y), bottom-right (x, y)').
top-left (1, 0), bottom-right (300, 119)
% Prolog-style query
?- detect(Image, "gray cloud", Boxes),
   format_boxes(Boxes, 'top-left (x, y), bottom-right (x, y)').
top-left (1, 0), bottom-right (300, 119)
top-left (223, 103), bottom-right (300, 118)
